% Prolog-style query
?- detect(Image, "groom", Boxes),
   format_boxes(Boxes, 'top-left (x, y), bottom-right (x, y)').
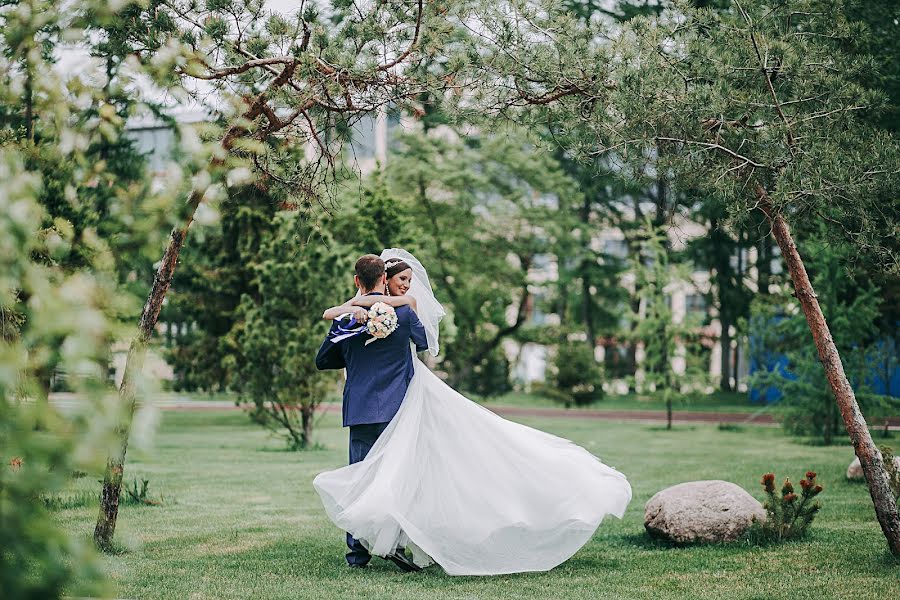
top-left (315, 254), bottom-right (428, 571)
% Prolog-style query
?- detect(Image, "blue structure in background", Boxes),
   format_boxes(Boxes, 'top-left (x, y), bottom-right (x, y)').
top-left (748, 327), bottom-right (900, 404)
top-left (866, 338), bottom-right (900, 397)
top-left (748, 352), bottom-right (795, 405)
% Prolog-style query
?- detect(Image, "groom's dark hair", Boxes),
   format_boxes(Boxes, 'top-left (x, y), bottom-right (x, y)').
top-left (355, 254), bottom-right (385, 291)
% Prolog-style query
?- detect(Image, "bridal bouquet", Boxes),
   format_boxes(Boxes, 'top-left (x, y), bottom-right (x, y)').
top-left (365, 302), bottom-right (398, 345)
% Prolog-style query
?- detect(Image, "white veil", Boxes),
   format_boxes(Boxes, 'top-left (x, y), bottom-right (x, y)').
top-left (380, 248), bottom-right (445, 357)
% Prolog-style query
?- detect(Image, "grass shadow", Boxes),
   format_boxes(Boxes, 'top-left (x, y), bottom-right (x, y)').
top-left (620, 532), bottom-right (681, 550)
top-left (717, 423), bottom-right (745, 433)
top-left (644, 426), bottom-right (697, 432)
top-left (257, 443), bottom-right (331, 453)
top-left (620, 531), bottom-right (764, 553)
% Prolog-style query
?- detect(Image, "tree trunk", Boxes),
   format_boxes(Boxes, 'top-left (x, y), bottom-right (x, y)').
top-left (666, 392), bottom-right (672, 430)
top-left (31, 364), bottom-right (52, 430)
top-left (92, 89), bottom-right (278, 549)
top-left (580, 196), bottom-right (596, 350)
top-left (758, 185), bottom-right (900, 556)
top-left (582, 268), bottom-right (596, 349)
top-left (654, 141), bottom-right (668, 227)
top-left (711, 216), bottom-right (734, 392)
top-left (757, 233), bottom-right (772, 296)
top-left (719, 316), bottom-right (732, 392)
top-left (448, 269), bottom-right (531, 389)
top-left (24, 56), bottom-right (34, 143)
top-left (301, 405), bottom-right (313, 448)
top-left (94, 196), bottom-right (200, 549)
top-left (660, 311), bottom-right (669, 379)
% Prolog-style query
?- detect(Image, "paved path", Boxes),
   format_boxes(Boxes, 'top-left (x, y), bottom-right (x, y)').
top-left (47, 393), bottom-right (900, 428)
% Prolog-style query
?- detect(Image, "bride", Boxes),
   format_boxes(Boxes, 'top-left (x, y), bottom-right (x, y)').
top-left (313, 248), bottom-right (632, 576)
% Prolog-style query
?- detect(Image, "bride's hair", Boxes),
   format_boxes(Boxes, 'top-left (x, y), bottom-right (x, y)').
top-left (385, 259), bottom-right (412, 279)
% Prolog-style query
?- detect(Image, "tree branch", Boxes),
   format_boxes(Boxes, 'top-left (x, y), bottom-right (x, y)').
top-left (654, 137), bottom-right (768, 169)
top-left (377, 0), bottom-right (424, 72)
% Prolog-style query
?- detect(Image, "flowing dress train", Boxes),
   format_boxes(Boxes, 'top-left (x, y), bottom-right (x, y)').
top-left (313, 354), bottom-right (632, 576)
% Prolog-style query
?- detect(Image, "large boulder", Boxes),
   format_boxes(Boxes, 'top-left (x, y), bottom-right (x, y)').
top-left (644, 480), bottom-right (765, 543)
top-left (847, 455), bottom-right (900, 480)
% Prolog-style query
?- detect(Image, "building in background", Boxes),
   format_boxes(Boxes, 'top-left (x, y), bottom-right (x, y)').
top-left (130, 107), bottom-right (765, 395)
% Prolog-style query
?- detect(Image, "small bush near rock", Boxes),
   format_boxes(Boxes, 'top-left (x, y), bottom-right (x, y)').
top-left (749, 471), bottom-right (823, 543)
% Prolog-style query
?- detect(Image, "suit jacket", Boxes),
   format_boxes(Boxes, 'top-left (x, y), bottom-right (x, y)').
top-left (316, 295), bottom-right (428, 427)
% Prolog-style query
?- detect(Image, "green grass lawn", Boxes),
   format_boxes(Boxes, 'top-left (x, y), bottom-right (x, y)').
top-left (56, 411), bottom-right (898, 600)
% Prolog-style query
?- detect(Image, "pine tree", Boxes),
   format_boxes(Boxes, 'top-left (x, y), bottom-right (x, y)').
top-left (230, 209), bottom-right (353, 450)
top-left (165, 185), bottom-right (278, 392)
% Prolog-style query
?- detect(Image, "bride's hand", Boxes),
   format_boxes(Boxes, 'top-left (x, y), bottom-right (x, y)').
top-left (321, 296), bottom-right (379, 320)
top-left (322, 302), bottom-right (356, 320)
top-left (322, 295), bottom-right (418, 320)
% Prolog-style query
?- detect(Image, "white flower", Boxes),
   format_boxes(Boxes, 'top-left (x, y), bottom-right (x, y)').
top-left (366, 302), bottom-right (399, 340)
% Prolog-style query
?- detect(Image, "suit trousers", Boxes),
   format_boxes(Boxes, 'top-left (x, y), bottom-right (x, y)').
top-left (345, 421), bottom-right (389, 566)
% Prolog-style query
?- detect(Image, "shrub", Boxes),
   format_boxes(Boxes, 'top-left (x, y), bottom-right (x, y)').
top-left (543, 342), bottom-right (605, 407)
top-left (468, 347), bottom-right (514, 398)
top-left (230, 210), bottom-right (350, 450)
top-left (751, 471), bottom-right (823, 543)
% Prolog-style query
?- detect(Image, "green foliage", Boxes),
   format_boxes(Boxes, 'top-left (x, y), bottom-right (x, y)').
top-left (747, 235), bottom-right (899, 444)
top-left (475, 0), bottom-right (900, 271)
top-left (388, 129), bottom-right (574, 393)
top-left (844, 0), bottom-right (900, 133)
top-left (685, 196), bottom-right (760, 390)
top-left (541, 341), bottom-right (605, 407)
top-left (543, 154), bottom-right (631, 350)
top-left (41, 488), bottom-right (98, 511)
top-left (751, 471), bottom-right (824, 543)
top-left (465, 346), bottom-right (514, 399)
top-left (624, 218), bottom-right (708, 412)
top-left (166, 185), bottom-right (279, 391)
top-left (166, 169), bottom-right (414, 397)
top-left (334, 169), bottom-right (416, 253)
top-left (98, 0), bottom-right (463, 209)
top-left (0, 0), bottom-right (193, 592)
top-left (627, 0), bottom-right (899, 270)
top-left (123, 477), bottom-right (165, 506)
top-left (0, 151), bottom-right (115, 598)
top-left (230, 208), bottom-right (353, 450)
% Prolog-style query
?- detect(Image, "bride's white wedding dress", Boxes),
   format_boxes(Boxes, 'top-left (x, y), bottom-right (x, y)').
top-left (313, 249), bottom-right (632, 576)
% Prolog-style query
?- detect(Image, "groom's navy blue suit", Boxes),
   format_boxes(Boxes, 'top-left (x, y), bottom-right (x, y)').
top-left (315, 293), bottom-right (428, 566)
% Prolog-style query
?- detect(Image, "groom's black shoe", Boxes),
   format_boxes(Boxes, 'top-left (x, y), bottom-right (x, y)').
top-left (384, 550), bottom-right (421, 573)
